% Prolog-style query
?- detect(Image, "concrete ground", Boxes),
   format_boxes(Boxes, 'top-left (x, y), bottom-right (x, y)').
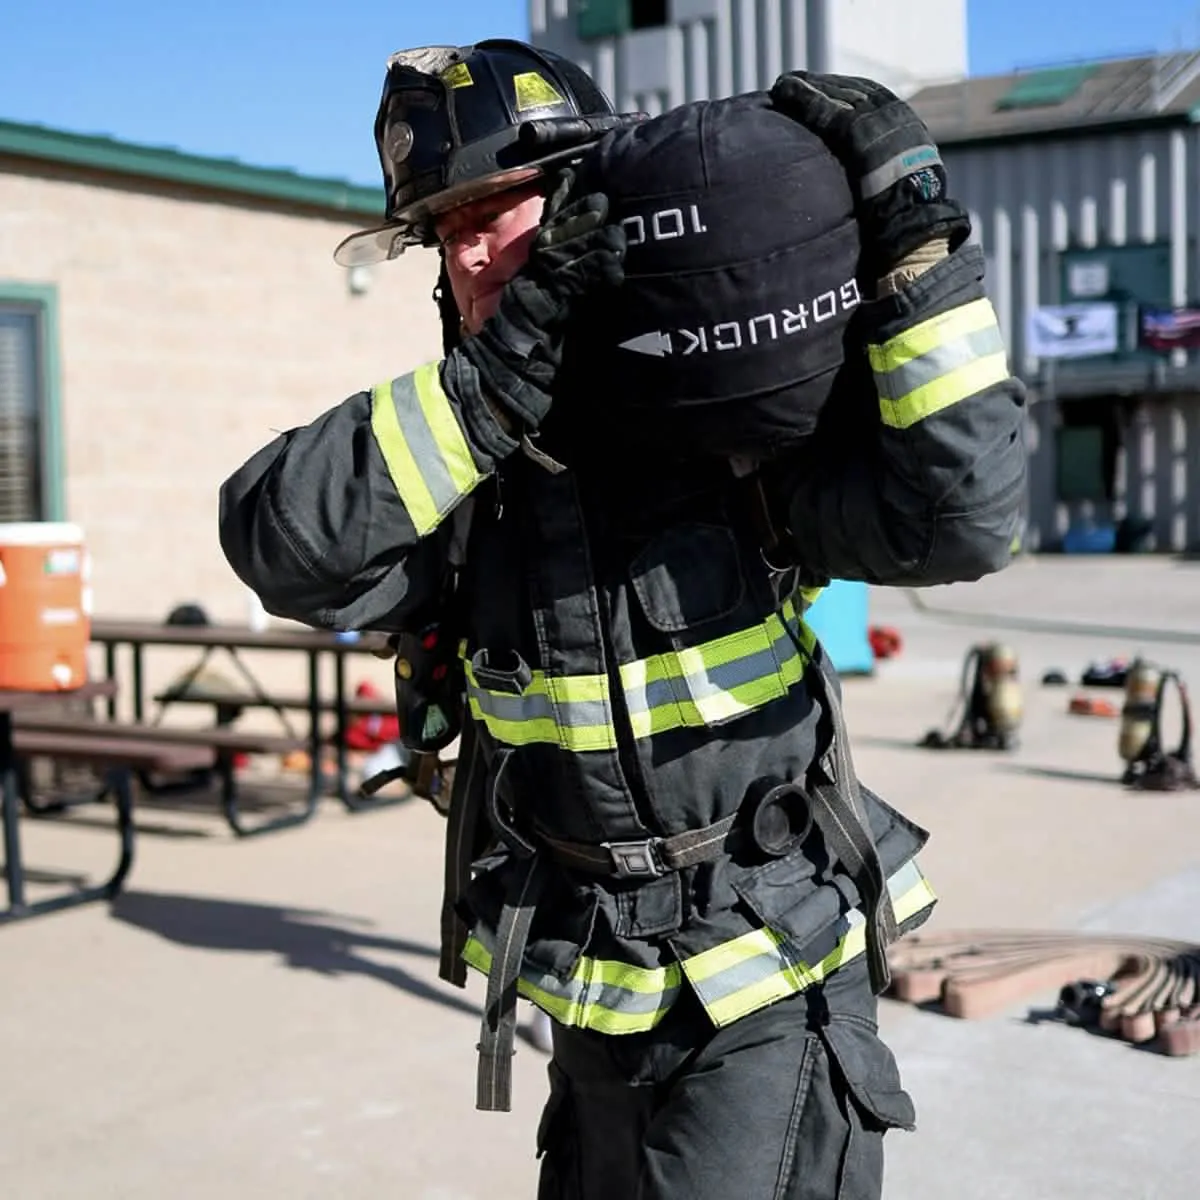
top-left (2, 555), bottom-right (1199, 1198)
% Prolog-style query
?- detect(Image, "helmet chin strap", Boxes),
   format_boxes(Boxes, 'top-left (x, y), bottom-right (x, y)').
top-left (434, 251), bottom-right (465, 356)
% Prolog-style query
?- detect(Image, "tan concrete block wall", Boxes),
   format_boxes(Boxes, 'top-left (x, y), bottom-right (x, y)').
top-left (0, 161), bottom-right (443, 637)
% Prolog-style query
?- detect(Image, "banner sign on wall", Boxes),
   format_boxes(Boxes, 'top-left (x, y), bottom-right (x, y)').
top-left (1026, 303), bottom-right (1120, 359)
top-left (1140, 308), bottom-right (1200, 352)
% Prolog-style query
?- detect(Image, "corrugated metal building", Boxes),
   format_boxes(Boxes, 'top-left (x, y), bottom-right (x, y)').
top-left (910, 53), bottom-right (1200, 552)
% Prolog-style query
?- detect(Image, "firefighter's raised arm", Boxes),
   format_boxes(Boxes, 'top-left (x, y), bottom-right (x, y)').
top-left (764, 239), bottom-right (1027, 587)
top-left (761, 71), bottom-right (1027, 587)
top-left (218, 182), bottom-right (625, 630)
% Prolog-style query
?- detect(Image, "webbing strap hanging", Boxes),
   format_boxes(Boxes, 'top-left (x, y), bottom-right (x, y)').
top-left (475, 855), bottom-right (548, 1112)
top-left (439, 718), bottom-right (486, 988)
top-left (438, 497), bottom-right (483, 988)
top-left (805, 651), bottom-right (897, 994)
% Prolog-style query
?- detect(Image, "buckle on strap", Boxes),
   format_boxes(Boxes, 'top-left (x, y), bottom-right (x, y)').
top-left (537, 814), bottom-right (738, 878)
top-left (602, 839), bottom-right (664, 880)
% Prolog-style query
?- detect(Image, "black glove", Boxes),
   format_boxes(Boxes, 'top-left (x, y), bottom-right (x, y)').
top-left (769, 71), bottom-right (970, 279)
top-left (444, 169), bottom-right (625, 447)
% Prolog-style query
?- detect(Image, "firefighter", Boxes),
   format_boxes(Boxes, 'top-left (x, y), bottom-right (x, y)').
top-left (219, 39), bottom-right (1027, 1200)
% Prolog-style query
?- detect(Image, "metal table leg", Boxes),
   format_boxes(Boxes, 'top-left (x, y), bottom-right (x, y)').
top-left (1, 713), bottom-right (26, 914)
top-left (213, 652), bottom-right (324, 840)
top-left (0, 752), bottom-right (136, 926)
top-left (104, 644), bottom-right (118, 720)
top-left (218, 751), bottom-right (320, 839)
top-left (308, 648), bottom-right (324, 795)
top-left (132, 643), bottom-right (145, 723)
top-left (334, 651), bottom-right (349, 804)
top-left (215, 648), bottom-right (322, 839)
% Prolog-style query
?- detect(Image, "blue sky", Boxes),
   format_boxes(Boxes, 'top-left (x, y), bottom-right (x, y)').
top-left (2, 0), bottom-right (1199, 186)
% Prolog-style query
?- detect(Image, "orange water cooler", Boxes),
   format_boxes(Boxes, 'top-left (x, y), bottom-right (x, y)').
top-left (0, 522), bottom-right (90, 692)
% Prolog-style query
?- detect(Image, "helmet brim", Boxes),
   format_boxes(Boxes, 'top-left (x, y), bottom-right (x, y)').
top-left (334, 159), bottom-right (556, 267)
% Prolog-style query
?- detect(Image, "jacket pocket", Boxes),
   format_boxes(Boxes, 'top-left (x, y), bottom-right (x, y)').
top-left (830, 784), bottom-right (937, 937)
top-left (630, 522), bottom-right (747, 634)
top-left (861, 784), bottom-right (930, 876)
top-left (732, 842), bottom-right (850, 958)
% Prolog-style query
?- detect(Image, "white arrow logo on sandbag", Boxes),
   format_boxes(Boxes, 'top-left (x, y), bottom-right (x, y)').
top-left (618, 330), bottom-right (672, 357)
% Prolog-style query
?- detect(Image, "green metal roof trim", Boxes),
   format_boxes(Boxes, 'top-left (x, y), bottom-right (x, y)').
top-left (995, 65), bottom-right (1100, 111)
top-left (0, 118), bottom-right (384, 217)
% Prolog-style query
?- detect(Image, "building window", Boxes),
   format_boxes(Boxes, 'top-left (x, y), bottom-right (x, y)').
top-left (630, 0), bottom-right (667, 28)
top-left (0, 284), bottom-right (63, 522)
top-left (577, 0), bottom-right (667, 39)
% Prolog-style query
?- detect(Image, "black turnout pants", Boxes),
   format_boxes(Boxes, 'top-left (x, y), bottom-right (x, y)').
top-left (536, 958), bottom-right (916, 1200)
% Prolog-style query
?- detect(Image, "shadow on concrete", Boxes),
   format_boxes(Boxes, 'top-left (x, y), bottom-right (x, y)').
top-left (1020, 1006), bottom-right (1171, 1055)
top-left (1024, 1005), bottom-right (1076, 1027)
top-left (110, 890), bottom-right (482, 1020)
top-left (855, 732), bottom-right (1019, 758)
top-left (40, 810), bottom-right (213, 840)
top-left (853, 734), bottom-right (933, 753)
top-left (0, 865), bottom-right (89, 888)
top-left (998, 763), bottom-right (1123, 787)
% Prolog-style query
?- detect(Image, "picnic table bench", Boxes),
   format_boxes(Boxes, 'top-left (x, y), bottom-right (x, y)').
top-left (1, 681), bottom-right (202, 925)
top-left (14, 716), bottom-right (314, 838)
top-left (4, 730), bottom-right (214, 925)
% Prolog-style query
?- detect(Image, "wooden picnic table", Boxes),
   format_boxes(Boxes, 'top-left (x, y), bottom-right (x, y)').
top-left (0, 679), bottom-right (133, 924)
top-left (90, 619), bottom-right (393, 812)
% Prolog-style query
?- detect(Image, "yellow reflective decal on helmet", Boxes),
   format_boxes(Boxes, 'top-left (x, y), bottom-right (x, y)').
top-left (442, 62), bottom-right (473, 88)
top-left (513, 71), bottom-right (565, 111)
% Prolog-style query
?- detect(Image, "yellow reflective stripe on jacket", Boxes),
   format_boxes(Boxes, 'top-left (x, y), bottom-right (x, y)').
top-left (462, 936), bottom-right (684, 1035)
top-left (370, 360), bottom-right (484, 536)
top-left (620, 601), bottom-right (816, 739)
top-left (463, 665), bottom-right (617, 752)
top-left (685, 859), bottom-right (935, 1027)
top-left (464, 600), bottom-right (816, 751)
top-left (798, 586), bottom-right (823, 611)
top-left (461, 860), bottom-right (936, 1035)
top-left (868, 297), bottom-right (1010, 430)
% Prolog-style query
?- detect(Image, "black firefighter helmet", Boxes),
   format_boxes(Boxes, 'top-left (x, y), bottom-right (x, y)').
top-left (333, 39), bottom-right (627, 268)
top-left (550, 91), bottom-right (868, 466)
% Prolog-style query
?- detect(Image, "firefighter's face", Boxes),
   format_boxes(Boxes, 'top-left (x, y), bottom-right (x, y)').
top-left (435, 184), bottom-right (545, 335)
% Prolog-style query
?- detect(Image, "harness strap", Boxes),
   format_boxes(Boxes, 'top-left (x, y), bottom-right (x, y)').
top-left (536, 813), bottom-right (738, 879)
top-left (439, 719), bottom-right (486, 988)
top-left (475, 855), bottom-right (548, 1113)
top-left (472, 813), bottom-right (738, 1113)
top-left (438, 493), bottom-right (484, 987)
top-left (806, 651), bottom-right (898, 994)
